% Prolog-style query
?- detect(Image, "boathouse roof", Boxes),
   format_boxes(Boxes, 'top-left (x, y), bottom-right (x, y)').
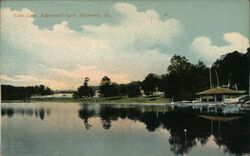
top-left (196, 87), bottom-right (245, 95)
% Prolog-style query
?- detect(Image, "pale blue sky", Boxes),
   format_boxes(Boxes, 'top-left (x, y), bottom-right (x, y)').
top-left (0, 0), bottom-right (249, 89)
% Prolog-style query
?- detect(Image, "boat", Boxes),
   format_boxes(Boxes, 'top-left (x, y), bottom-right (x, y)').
top-left (224, 95), bottom-right (249, 104)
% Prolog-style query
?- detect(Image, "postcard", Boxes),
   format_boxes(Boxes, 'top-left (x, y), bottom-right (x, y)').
top-left (1, 0), bottom-right (250, 156)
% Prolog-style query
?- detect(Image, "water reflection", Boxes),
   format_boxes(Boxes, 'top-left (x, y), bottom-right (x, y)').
top-left (78, 105), bottom-right (94, 129)
top-left (1, 107), bottom-right (50, 120)
top-left (78, 104), bottom-right (250, 156)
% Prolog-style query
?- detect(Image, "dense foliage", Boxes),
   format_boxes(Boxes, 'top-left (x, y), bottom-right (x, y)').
top-left (212, 48), bottom-right (250, 90)
top-left (163, 56), bottom-right (209, 100)
top-left (127, 81), bottom-right (142, 98)
top-left (1, 85), bottom-right (53, 101)
top-left (74, 77), bottom-right (94, 98)
top-left (99, 76), bottom-right (118, 97)
top-left (142, 73), bottom-right (162, 95)
top-left (73, 86), bottom-right (94, 98)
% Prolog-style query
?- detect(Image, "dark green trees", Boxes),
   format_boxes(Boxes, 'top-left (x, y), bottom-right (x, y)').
top-left (163, 48), bottom-right (249, 100)
top-left (164, 55), bottom-right (209, 100)
top-left (74, 77), bottom-right (94, 98)
top-left (99, 76), bottom-right (117, 97)
top-left (76, 86), bottom-right (94, 98)
top-left (1, 84), bottom-right (53, 100)
top-left (34, 85), bottom-right (53, 95)
top-left (127, 81), bottom-right (142, 98)
top-left (212, 49), bottom-right (250, 90)
top-left (142, 73), bottom-right (161, 95)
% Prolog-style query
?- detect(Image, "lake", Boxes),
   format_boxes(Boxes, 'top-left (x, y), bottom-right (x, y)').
top-left (1, 102), bottom-right (250, 156)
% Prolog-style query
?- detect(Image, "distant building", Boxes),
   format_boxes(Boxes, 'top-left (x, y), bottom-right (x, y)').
top-left (52, 93), bottom-right (73, 98)
top-left (152, 86), bottom-right (164, 96)
top-left (31, 93), bottom-right (73, 99)
top-left (152, 91), bottom-right (164, 96)
top-left (93, 90), bottom-right (101, 98)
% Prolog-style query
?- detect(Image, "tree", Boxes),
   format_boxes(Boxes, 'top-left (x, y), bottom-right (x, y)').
top-left (99, 76), bottom-right (117, 97)
top-left (164, 55), bottom-right (192, 100)
top-left (188, 61), bottom-right (209, 96)
top-left (142, 73), bottom-right (161, 95)
top-left (114, 84), bottom-right (127, 96)
top-left (127, 81), bottom-right (142, 98)
top-left (164, 55), bottom-right (209, 100)
top-left (77, 86), bottom-right (90, 97)
top-left (1, 84), bottom-right (53, 101)
top-left (74, 77), bottom-right (94, 98)
top-left (167, 55), bottom-right (192, 74)
top-left (212, 49), bottom-right (250, 90)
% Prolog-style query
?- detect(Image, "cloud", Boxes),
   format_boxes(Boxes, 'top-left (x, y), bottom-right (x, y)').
top-left (49, 65), bottom-right (131, 85)
top-left (0, 74), bottom-right (16, 81)
top-left (82, 3), bottom-right (182, 49)
top-left (190, 32), bottom-right (249, 64)
top-left (1, 3), bottom-right (183, 89)
top-left (0, 74), bottom-right (70, 89)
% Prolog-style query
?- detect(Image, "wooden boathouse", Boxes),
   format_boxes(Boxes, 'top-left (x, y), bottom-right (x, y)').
top-left (196, 87), bottom-right (245, 102)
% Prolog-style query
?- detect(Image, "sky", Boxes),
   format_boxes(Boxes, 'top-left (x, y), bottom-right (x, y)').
top-left (0, 0), bottom-right (249, 90)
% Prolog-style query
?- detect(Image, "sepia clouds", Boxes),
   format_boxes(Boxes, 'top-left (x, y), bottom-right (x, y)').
top-left (1, 3), bottom-right (183, 89)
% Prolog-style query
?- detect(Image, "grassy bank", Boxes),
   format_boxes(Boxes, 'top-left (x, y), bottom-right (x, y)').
top-left (2, 95), bottom-right (171, 104)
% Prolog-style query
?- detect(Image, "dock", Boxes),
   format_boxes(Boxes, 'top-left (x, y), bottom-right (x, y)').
top-left (167, 102), bottom-right (248, 115)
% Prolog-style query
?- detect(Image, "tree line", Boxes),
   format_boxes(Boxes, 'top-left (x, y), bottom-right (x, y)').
top-left (1, 48), bottom-right (249, 101)
top-left (75, 48), bottom-right (249, 100)
top-left (74, 76), bottom-right (143, 99)
top-left (1, 85), bottom-right (53, 101)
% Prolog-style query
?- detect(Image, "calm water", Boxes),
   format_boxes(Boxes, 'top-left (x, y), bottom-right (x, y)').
top-left (1, 102), bottom-right (250, 156)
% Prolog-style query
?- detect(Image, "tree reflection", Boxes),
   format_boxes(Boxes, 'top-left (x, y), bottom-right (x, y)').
top-left (213, 113), bottom-right (250, 155)
top-left (1, 108), bottom-right (14, 117)
top-left (141, 111), bottom-right (162, 132)
top-left (78, 104), bottom-right (250, 156)
top-left (162, 112), bottom-right (211, 155)
top-left (78, 105), bottom-right (94, 129)
top-left (1, 107), bottom-right (49, 120)
top-left (39, 108), bottom-right (45, 120)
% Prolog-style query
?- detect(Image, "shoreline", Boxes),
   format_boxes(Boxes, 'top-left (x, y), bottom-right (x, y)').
top-left (1, 96), bottom-right (171, 105)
